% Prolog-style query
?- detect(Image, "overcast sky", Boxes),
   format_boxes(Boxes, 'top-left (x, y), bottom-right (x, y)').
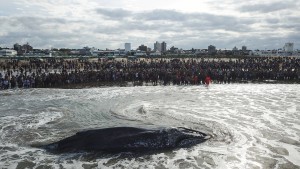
top-left (0, 0), bottom-right (299, 50)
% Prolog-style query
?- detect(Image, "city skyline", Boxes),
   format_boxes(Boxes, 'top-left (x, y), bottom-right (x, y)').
top-left (2, 41), bottom-right (297, 52)
top-left (0, 0), bottom-right (299, 50)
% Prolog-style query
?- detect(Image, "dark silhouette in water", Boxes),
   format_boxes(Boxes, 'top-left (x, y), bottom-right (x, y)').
top-left (39, 127), bottom-right (210, 154)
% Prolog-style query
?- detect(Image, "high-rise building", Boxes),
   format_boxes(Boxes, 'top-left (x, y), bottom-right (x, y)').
top-left (154, 41), bottom-right (161, 52)
top-left (242, 46), bottom-right (247, 51)
top-left (208, 45), bottom-right (216, 54)
top-left (161, 41), bottom-right (167, 53)
top-left (13, 43), bottom-right (22, 55)
top-left (283, 43), bottom-right (294, 52)
top-left (125, 43), bottom-right (131, 52)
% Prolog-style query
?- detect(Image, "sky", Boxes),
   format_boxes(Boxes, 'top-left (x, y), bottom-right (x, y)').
top-left (0, 0), bottom-right (299, 50)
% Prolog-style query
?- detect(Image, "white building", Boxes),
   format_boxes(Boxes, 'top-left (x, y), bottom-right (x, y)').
top-left (134, 50), bottom-right (147, 56)
top-left (154, 41), bottom-right (161, 52)
top-left (91, 50), bottom-right (102, 57)
top-left (283, 43), bottom-right (294, 53)
top-left (0, 49), bottom-right (17, 57)
top-left (125, 43), bottom-right (131, 52)
top-left (114, 49), bottom-right (126, 56)
top-left (250, 50), bottom-right (278, 57)
top-left (150, 50), bottom-right (161, 56)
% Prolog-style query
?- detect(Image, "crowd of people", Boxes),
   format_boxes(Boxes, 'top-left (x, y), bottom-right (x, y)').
top-left (0, 57), bottom-right (299, 89)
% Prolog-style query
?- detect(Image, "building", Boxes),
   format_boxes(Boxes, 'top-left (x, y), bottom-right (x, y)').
top-left (0, 49), bottom-right (17, 57)
top-left (154, 41), bottom-right (161, 52)
top-left (283, 43), bottom-right (294, 53)
top-left (231, 46), bottom-right (241, 55)
top-left (113, 49), bottom-right (126, 56)
top-left (138, 44), bottom-right (147, 52)
top-left (161, 41), bottom-right (167, 53)
top-left (13, 43), bottom-right (22, 55)
top-left (208, 45), bottom-right (216, 55)
top-left (150, 50), bottom-right (161, 56)
top-left (250, 50), bottom-right (274, 57)
top-left (153, 41), bottom-right (167, 53)
top-left (134, 50), bottom-right (147, 56)
top-left (170, 46), bottom-right (179, 53)
top-left (242, 46), bottom-right (247, 51)
top-left (79, 46), bottom-right (91, 56)
top-left (232, 46), bottom-right (238, 51)
top-left (13, 42), bottom-right (33, 55)
top-left (125, 43), bottom-right (131, 52)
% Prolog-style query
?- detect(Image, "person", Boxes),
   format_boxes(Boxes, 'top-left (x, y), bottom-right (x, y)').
top-left (205, 75), bottom-right (211, 87)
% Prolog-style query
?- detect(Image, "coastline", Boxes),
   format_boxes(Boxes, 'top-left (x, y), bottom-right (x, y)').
top-left (4, 80), bottom-right (298, 90)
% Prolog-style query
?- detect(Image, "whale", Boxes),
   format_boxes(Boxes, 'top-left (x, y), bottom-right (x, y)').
top-left (39, 127), bottom-right (210, 154)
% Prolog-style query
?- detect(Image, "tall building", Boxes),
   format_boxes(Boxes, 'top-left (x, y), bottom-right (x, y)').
top-left (161, 41), bottom-right (167, 53)
top-left (154, 41), bottom-right (161, 52)
top-left (242, 46), bottom-right (247, 51)
top-left (153, 41), bottom-right (167, 52)
top-left (13, 43), bottom-right (22, 55)
top-left (208, 45), bottom-right (216, 54)
top-left (283, 43), bottom-right (294, 52)
top-left (125, 43), bottom-right (131, 52)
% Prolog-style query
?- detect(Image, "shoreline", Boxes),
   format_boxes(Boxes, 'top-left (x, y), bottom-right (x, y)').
top-left (1, 80), bottom-right (298, 91)
top-left (58, 81), bottom-right (300, 89)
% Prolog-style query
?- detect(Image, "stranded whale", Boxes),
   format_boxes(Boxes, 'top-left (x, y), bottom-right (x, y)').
top-left (39, 127), bottom-right (210, 154)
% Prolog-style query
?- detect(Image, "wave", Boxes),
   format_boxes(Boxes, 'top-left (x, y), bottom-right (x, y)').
top-left (0, 84), bottom-right (299, 168)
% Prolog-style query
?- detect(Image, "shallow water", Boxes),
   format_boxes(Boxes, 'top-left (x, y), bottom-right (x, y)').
top-left (0, 84), bottom-right (299, 169)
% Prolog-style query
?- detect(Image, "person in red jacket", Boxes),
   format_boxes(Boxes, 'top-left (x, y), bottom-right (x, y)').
top-left (205, 75), bottom-right (211, 87)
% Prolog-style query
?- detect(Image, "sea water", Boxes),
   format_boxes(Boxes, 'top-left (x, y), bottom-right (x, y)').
top-left (0, 84), bottom-right (299, 169)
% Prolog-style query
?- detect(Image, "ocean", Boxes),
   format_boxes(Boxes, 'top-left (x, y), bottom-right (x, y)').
top-left (0, 84), bottom-right (299, 169)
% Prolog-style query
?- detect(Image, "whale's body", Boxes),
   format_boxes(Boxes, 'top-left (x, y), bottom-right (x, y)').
top-left (41, 127), bottom-right (210, 153)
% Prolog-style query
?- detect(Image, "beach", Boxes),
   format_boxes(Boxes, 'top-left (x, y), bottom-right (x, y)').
top-left (0, 57), bottom-right (299, 90)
